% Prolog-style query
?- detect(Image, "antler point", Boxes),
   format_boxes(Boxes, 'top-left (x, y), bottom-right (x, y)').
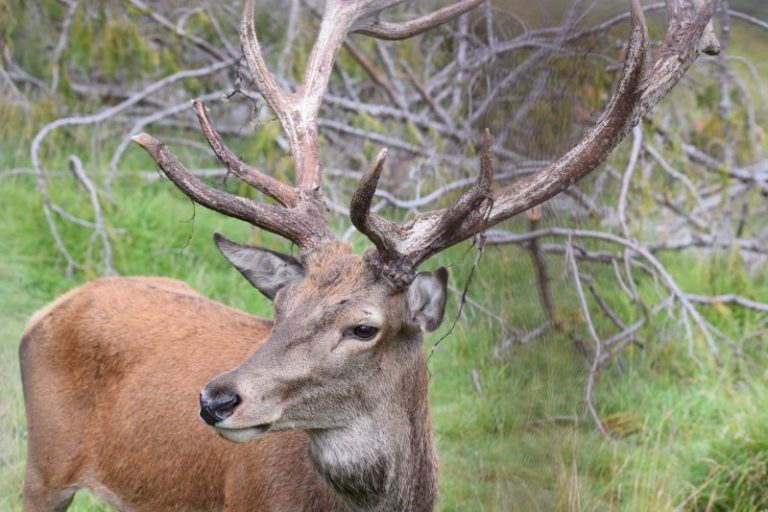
top-left (131, 132), bottom-right (157, 150)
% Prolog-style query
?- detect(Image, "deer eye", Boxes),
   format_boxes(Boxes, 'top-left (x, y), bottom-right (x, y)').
top-left (351, 325), bottom-right (379, 340)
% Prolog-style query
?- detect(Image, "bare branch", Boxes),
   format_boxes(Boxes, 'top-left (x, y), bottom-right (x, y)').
top-left (352, 0), bottom-right (485, 41)
top-left (686, 294), bottom-right (768, 314)
top-left (618, 126), bottom-right (643, 237)
top-left (68, 155), bottom-right (115, 276)
top-left (50, 0), bottom-right (80, 93)
top-left (565, 239), bottom-right (612, 440)
top-left (485, 227), bottom-right (723, 361)
top-left (127, 0), bottom-right (231, 60)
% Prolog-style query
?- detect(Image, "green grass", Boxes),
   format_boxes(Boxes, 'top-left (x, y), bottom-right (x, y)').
top-left (1, 164), bottom-right (767, 511)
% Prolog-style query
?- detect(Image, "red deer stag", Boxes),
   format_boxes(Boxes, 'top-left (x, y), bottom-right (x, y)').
top-left (20, 0), bottom-right (718, 510)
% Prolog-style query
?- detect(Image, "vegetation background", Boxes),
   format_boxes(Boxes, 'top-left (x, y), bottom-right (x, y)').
top-left (1, 0), bottom-right (767, 510)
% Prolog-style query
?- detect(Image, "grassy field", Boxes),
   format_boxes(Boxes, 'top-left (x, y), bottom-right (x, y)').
top-left (1, 157), bottom-right (767, 511)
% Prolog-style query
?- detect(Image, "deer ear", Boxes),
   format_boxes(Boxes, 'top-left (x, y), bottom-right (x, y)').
top-left (213, 233), bottom-right (304, 300)
top-left (406, 267), bottom-right (449, 332)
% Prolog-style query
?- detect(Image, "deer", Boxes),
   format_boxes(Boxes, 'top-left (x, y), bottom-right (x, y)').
top-left (19, 0), bottom-right (719, 510)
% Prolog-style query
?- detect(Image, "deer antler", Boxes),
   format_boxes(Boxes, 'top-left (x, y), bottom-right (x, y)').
top-left (133, 0), bottom-right (718, 281)
top-left (134, 0), bottom-right (483, 252)
top-left (131, 132), bottom-right (333, 247)
top-left (350, 0), bottom-right (721, 285)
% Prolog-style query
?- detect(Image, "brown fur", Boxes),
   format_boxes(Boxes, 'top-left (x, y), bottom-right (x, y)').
top-left (21, 243), bottom-right (438, 511)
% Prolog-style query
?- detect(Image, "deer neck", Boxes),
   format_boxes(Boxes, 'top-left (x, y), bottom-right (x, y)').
top-left (307, 353), bottom-right (437, 512)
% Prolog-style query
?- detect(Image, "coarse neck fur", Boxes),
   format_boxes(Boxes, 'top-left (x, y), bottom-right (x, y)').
top-left (307, 351), bottom-right (437, 512)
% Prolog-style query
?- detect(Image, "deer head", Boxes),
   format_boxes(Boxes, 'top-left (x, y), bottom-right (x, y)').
top-left (198, 234), bottom-right (448, 444)
top-left (132, 0), bottom-right (719, 460)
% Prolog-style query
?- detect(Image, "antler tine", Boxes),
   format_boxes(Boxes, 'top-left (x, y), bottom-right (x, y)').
top-left (240, 0), bottom-right (488, 192)
top-left (667, 0), bottom-right (720, 55)
top-left (390, 0), bottom-right (650, 268)
top-left (482, 0), bottom-right (719, 226)
top-left (132, 133), bottom-right (329, 247)
top-left (366, 0), bottom-right (720, 272)
top-left (349, 132), bottom-right (494, 287)
top-left (350, 149), bottom-right (403, 257)
top-left (240, 0), bottom-right (289, 123)
top-left (135, 0), bottom-right (488, 258)
top-left (430, 128), bottom-right (494, 236)
top-left (354, 0), bottom-right (720, 275)
top-left (193, 101), bottom-right (298, 208)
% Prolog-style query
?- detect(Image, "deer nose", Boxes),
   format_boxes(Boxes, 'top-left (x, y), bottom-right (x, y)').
top-left (199, 389), bottom-right (241, 426)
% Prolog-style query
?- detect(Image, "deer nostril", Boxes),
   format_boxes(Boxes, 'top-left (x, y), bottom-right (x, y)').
top-left (199, 390), bottom-right (241, 426)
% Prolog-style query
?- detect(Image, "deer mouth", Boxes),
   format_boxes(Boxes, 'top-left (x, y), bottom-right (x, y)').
top-left (214, 423), bottom-right (273, 444)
